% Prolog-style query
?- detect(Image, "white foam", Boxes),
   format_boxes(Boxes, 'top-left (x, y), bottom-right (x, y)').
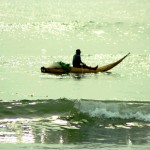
top-left (78, 101), bottom-right (150, 122)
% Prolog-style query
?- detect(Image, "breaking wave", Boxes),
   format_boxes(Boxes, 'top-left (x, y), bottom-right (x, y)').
top-left (0, 98), bottom-right (150, 122)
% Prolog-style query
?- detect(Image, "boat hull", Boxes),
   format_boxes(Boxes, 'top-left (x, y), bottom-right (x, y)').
top-left (41, 53), bottom-right (130, 74)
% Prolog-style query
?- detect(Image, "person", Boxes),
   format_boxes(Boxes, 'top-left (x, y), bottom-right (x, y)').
top-left (72, 49), bottom-right (98, 70)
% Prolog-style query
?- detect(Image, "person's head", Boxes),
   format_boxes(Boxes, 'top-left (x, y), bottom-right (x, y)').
top-left (76, 49), bottom-right (81, 55)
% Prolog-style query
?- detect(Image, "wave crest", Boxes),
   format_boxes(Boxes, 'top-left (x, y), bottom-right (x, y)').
top-left (77, 100), bottom-right (150, 122)
top-left (0, 98), bottom-right (150, 122)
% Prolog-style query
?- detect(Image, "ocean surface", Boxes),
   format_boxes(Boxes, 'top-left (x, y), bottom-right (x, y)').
top-left (0, 0), bottom-right (150, 149)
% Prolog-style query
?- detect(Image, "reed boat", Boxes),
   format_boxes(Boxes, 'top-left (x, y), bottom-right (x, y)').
top-left (41, 53), bottom-right (130, 74)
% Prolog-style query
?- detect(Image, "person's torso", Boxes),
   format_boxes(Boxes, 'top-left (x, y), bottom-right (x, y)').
top-left (72, 54), bottom-right (81, 67)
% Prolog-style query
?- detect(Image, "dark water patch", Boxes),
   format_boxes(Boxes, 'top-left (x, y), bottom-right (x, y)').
top-left (0, 98), bottom-right (77, 119)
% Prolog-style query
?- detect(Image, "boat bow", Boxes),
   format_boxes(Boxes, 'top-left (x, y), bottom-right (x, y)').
top-left (96, 52), bottom-right (130, 72)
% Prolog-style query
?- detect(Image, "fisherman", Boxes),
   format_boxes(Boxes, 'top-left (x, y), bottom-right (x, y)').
top-left (72, 49), bottom-right (98, 70)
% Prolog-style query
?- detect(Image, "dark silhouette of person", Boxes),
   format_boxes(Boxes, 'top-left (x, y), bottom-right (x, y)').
top-left (72, 49), bottom-right (98, 70)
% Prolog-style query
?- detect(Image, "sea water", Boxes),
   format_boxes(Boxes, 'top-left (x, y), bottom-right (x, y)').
top-left (0, 0), bottom-right (150, 149)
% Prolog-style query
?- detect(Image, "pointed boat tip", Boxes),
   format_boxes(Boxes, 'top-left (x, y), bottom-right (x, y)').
top-left (123, 52), bottom-right (130, 58)
top-left (127, 52), bottom-right (130, 56)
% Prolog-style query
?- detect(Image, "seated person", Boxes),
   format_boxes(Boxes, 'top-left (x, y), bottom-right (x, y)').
top-left (72, 49), bottom-right (98, 70)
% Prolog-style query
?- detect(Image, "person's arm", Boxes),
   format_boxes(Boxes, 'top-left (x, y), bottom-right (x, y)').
top-left (81, 61), bottom-right (86, 65)
top-left (80, 56), bottom-right (86, 65)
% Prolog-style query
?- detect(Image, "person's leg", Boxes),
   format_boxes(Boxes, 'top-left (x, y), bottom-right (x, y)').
top-left (82, 64), bottom-right (98, 70)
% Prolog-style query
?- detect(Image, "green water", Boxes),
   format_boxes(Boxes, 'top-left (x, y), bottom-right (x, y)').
top-left (0, 0), bottom-right (150, 149)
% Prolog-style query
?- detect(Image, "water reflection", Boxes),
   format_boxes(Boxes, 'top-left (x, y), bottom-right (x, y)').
top-left (0, 117), bottom-right (150, 145)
